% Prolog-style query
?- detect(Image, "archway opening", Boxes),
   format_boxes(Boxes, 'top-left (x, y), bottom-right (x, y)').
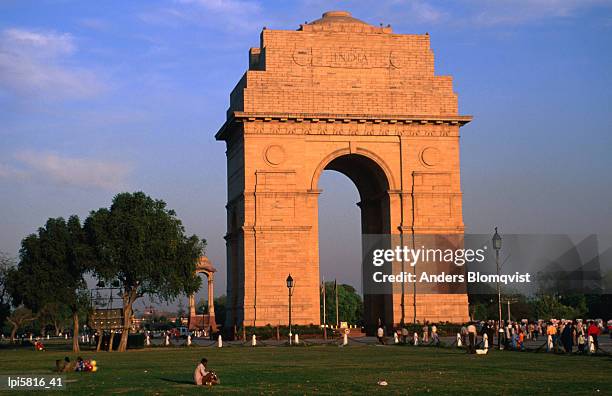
top-left (194, 273), bottom-right (211, 314)
top-left (317, 153), bottom-right (393, 333)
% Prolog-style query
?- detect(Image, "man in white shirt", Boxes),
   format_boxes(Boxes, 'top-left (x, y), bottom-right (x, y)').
top-left (194, 358), bottom-right (209, 385)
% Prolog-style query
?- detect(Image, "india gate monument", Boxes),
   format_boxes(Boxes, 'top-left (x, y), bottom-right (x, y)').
top-left (216, 11), bottom-right (472, 331)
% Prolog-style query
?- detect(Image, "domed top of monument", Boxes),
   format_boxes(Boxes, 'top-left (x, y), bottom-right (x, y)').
top-left (300, 10), bottom-right (392, 33)
top-left (309, 11), bottom-right (368, 26)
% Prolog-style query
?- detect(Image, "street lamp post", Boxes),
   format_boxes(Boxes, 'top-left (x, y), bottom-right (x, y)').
top-left (502, 297), bottom-right (519, 323)
top-left (286, 274), bottom-right (294, 345)
top-left (492, 227), bottom-right (503, 350)
top-left (507, 299), bottom-right (511, 323)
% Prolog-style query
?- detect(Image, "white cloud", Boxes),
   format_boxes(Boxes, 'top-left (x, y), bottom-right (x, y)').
top-left (0, 28), bottom-right (106, 99)
top-left (1, 151), bottom-right (132, 191)
top-left (3, 28), bottom-right (75, 55)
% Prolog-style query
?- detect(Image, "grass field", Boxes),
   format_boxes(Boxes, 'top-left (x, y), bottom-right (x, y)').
top-left (0, 343), bottom-right (611, 395)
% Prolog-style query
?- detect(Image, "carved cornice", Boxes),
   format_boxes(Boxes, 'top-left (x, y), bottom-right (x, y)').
top-left (216, 112), bottom-right (472, 140)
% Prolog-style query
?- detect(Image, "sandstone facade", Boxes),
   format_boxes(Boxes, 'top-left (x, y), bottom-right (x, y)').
top-left (216, 11), bottom-right (472, 330)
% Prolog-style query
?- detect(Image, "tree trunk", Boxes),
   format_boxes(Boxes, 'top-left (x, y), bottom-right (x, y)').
top-left (96, 332), bottom-right (103, 352)
top-left (10, 325), bottom-right (17, 343)
top-left (108, 331), bottom-right (115, 352)
top-left (72, 310), bottom-right (80, 353)
top-left (117, 288), bottom-right (137, 352)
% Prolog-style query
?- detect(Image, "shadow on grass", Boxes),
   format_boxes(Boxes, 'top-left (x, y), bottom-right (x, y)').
top-left (158, 377), bottom-right (194, 385)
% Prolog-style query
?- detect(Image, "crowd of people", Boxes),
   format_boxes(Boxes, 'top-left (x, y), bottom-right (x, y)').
top-left (383, 318), bottom-right (608, 354)
top-left (480, 318), bottom-right (606, 353)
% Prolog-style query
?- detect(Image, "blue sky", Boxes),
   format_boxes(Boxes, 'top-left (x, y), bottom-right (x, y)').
top-left (1, 0), bottom-right (612, 303)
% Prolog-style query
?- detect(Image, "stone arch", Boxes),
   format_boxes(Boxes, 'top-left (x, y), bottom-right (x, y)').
top-left (215, 10), bottom-right (472, 330)
top-left (310, 147), bottom-right (397, 192)
top-left (314, 151), bottom-right (395, 329)
top-left (188, 257), bottom-right (217, 331)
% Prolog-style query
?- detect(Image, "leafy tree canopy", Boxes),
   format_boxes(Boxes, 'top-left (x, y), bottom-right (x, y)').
top-left (320, 282), bottom-right (363, 325)
top-left (0, 252), bottom-right (14, 329)
top-left (7, 216), bottom-right (90, 312)
top-left (85, 192), bottom-right (204, 300)
top-left (84, 192), bottom-right (205, 351)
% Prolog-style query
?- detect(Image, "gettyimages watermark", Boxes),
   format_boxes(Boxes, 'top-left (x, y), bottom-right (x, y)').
top-left (361, 234), bottom-right (612, 295)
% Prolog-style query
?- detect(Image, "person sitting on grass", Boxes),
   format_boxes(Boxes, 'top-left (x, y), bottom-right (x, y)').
top-left (34, 339), bottom-right (45, 351)
top-left (194, 358), bottom-right (220, 386)
top-left (75, 357), bottom-right (86, 372)
top-left (56, 357), bottom-right (74, 373)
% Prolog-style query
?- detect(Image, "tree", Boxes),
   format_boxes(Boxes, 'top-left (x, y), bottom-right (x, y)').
top-left (177, 299), bottom-right (186, 319)
top-left (6, 216), bottom-right (91, 352)
top-left (38, 302), bottom-right (72, 336)
top-left (6, 306), bottom-right (36, 342)
top-left (531, 294), bottom-right (582, 320)
top-left (214, 295), bottom-right (226, 327)
top-left (584, 293), bottom-right (612, 319)
top-left (85, 192), bottom-right (203, 352)
top-left (320, 282), bottom-right (363, 325)
top-left (0, 253), bottom-right (14, 331)
top-left (196, 298), bottom-right (208, 314)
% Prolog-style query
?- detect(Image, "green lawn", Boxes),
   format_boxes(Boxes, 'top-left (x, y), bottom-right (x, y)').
top-left (0, 343), bottom-right (610, 395)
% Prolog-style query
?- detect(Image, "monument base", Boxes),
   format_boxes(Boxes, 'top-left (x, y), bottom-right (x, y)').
top-left (188, 314), bottom-right (217, 332)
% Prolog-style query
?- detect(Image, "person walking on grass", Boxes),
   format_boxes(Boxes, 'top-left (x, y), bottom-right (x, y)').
top-left (431, 324), bottom-right (439, 346)
top-left (561, 321), bottom-right (573, 353)
top-left (518, 330), bottom-right (525, 351)
top-left (587, 321), bottom-right (600, 352)
top-left (486, 321), bottom-right (495, 348)
top-left (401, 327), bottom-right (409, 344)
top-left (510, 328), bottom-right (518, 350)
top-left (460, 324), bottom-right (468, 347)
top-left (377, 326), bottom-right (386, 345)
top-left (546, 322), bottom-right (557, 352)
top-left (467, 322), bottom-right (477, 354)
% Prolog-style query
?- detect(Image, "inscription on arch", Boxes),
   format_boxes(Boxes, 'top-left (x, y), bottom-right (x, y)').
top-left (292, 47), bottom-right (399, 68)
